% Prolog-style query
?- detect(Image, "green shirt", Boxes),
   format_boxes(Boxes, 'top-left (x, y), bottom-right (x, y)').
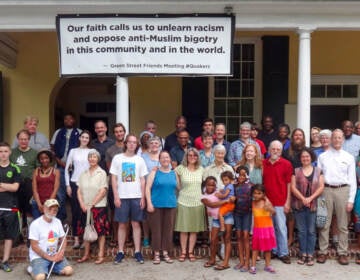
top-left (10, 148), bottom-right (38, 179)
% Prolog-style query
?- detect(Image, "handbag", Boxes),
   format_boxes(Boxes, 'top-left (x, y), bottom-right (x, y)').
top-left (316, 195), bottom-right (328, 228)
top-left (83, 210), bottom-right (98, 242)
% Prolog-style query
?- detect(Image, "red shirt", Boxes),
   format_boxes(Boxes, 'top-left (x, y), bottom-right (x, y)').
top-left (262, 157), bottom-right (293, 206)
top-left (254, 138), bottom-right (267, 156)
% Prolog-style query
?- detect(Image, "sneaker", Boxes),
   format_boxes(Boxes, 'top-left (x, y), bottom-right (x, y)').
top-left (0, 261), bottom-right (12, 272)
top-left (143, 238), bottom-right (150, 248)
top-left (134, 252), bottom-right (144, 264)
top-left (114, 252), bottom-right (125, 264)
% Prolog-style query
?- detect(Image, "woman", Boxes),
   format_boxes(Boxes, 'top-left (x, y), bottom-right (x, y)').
top-left (137, 130), bottom-right (153, 156)
top-left (203, 144), bottom-right (233, 190)
top-left (237, 143), bottom-right (263, 184)
top-left (77, 149), bottom-right (109, 264)
top-left (290, 148), bottom-right (324, 266)
top-left (32, 150), bottom-right (60, 218)
top-left (141, 136), bottom-right (162, 247)
top-left (199, 132), bottom-right (215, 168)
top-left (65, 130), bottom-right (92, 249)
top-left (175, 148), bottom-right (205, 262)
top-left (310, 127), bottom-right (322, 155)
top-left (277, 123), bottom-right (291, 152)
top-left (146, 150), bottom-right (180, 264)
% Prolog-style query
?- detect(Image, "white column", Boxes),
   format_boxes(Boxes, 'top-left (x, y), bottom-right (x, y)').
top-left (297, 28), bottom-right (313, 146)
top-left (116, 76), bottom-right (129, 133)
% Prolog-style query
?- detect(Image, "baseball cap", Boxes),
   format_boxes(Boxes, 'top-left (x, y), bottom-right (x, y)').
top-left (44, 199), bottom-right (59, 208)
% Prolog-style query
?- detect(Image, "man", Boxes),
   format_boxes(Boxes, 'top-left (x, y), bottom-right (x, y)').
top-left (92, 120), bottom-right (114, 172)
top-left (262, 140), bottom-right (293, 264)
top-left (317, 129), bottom-right (357, 265)
top-left (213, 123), bottom-right (231, 156)
top-left (50, 113), bottom-right (82, 221)
top-left (10, 129), bottom-right (37, 227)
top-left (144, 120), bottom-right (165, 149)
top-left (105, 123), bottom-right (126, 246)
top-left (354, 121), bottom-right (360, 136)
top-left (164, 116), bottom-right (190, 152)
top-left (0, 142), bottom-right (21, 272)
top-left (12, 116), bottom-right (50, 151)
top-left (227, 122), bottom-right (259, 167)
top-left (193, 118), bottom-right (214, 150)
top-left (258, 115), bottom-right (278, 149)
top-left (170, 128), bottom-right (192, 168)
top-left (110, 134), bottom-right (148, 264)
top-left (28, 199), bottom-right (73, 279)
top-left (341, 120), bottom-right (360, 159)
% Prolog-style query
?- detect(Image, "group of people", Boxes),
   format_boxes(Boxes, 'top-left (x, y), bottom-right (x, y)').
top-left (0, 114), bottom-right (360, 278)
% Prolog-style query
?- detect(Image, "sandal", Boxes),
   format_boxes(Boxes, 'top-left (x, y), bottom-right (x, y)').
top-left (77, 255), bottom-right (90, 263)
top-left (188, 253), bottom-right (196, 262)
top-left (306, 255), bottom-right (314, 266)
top-left (178, 253), bottom-right (186, 262)
top-left (264, 266), bottom-right (276, 273)
top-left (297, 255), bottom-right (307, 265)
top-left (214, 264), bottom-right (230, 270)
top-left (204, 261), bottom-right (216, 268)
top-left (153, 253), bottom-right (161, 265)
top-left (233, 263), bottom-right (243, 270)
top-left (163, 253), bottom-right (174, 264)
top-left (95, 256), bottom-right (105, 265)
top-left (249, 266), bottom-right (257, 274)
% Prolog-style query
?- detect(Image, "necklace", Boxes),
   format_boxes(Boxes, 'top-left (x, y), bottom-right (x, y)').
top-left (40, 167), bottom-right (52, 175)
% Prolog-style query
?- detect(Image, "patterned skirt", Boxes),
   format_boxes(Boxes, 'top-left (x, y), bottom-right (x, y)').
top-left (78, 207), bottom-right (110, 236)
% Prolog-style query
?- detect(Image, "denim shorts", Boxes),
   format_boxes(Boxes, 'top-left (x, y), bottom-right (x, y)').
top-left (30, 257), bottom-right (69, 276)
top-left (234, 212), bottom-right (252, 231)
top-left (212, 213), bottom-right (234, 228)
top-left (114, 198), bottom-right (144, 223)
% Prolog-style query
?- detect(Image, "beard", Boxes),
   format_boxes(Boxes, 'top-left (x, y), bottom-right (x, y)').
top-left (292, 139), bottom-right (305, 151)
top-left (270, 153), bottom-right (280, 161)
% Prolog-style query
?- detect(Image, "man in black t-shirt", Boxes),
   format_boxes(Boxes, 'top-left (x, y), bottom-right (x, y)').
top-left (0, 142), bottom-right (21, 272)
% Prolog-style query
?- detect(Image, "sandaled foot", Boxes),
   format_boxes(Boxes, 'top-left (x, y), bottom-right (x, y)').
top-left (95, 256), bottom-right (105, 265)
top-left (163, 253), bottom-right (174, 264)
top-left (297, 255), bottom-right (307, 265)
top-left (77, 255), bottom-right (90, 263)
top-left (178, 253), bottom-right (186, 262)
top-left (264, 266), bottom-right (276, 273)
top-left (233, 263), bottom-right (244, 270)
top-left (249, 266), bottom-right (257, 274)
top-left (153, 253), bottom-right (161, 265)
top-left (214, 264), bottom-right (230, 270)
top-left (188, 253), bottom-right (196, 262)
top-left (306, 256), bottom-right (314, 266)
top-left (204, 261), bottom-right (216, 268)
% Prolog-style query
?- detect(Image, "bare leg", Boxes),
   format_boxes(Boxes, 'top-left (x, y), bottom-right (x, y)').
top-left (131, 221), bottom-right (142, 252)
top-left (264, 251), bottom-right (271, 267)
top-left (220, 224), bottom-right (232, 267)
top-left (251, 250), bottom-right (259, 268)
top-left (188, 232), bottom-right (197, 254)
top-left (208, 227), bottom-right (219, 264)
top-left (219, 214), bottom-right (225, 232)
top-left (2, 239), bottom-right (12, 262)
top-left (117, 222), bottom-right (127, 252)
top-left (179, 232), bottom-right (188, 255)
top-left (243, 231), bottom-right (250, 268)
top-left (236, 231), bottom-right (244, 267)
top-left (97, 236), bottom-right (106, 258)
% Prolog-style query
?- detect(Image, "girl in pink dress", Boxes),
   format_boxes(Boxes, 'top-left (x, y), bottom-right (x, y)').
top-left (250, 184), bottom-right (277, 274)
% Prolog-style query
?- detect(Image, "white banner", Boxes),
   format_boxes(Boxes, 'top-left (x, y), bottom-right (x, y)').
top-left (56, 14), bottom-right (234, 76)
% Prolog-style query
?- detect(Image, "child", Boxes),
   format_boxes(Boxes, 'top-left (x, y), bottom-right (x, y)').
top-left (233, 165), bottom-right (252, 272)
top-left (250, 184), bottom-right (277, 274)
top-left (201, 176), bottom-right (233, 270)
top-left (215, 171), bottom-right (235, 237)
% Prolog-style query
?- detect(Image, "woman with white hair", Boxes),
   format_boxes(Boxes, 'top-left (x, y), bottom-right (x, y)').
top-left (313, 129), bottom-right (332, 158)
top-left (77, 149), bottom-right (109, 264)
top-left (203, 144), bottom-right (233, 190)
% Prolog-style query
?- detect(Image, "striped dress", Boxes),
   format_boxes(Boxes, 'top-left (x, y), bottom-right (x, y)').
top-left (252, 204), bottom-right (277, 251)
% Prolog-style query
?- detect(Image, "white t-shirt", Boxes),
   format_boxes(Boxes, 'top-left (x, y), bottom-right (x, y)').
top-left (65, 147), bottom-right (90, 185)
top-left (109, 153), bottom-right (148, 199)
top-left (28, 216), bottom-right (65, 261)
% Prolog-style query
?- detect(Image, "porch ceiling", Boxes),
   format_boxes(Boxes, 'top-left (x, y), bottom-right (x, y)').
top-left (1, 1), bottom-right (360, 31)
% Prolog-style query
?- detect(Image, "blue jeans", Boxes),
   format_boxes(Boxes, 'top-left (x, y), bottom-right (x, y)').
top-left (56, 167), bottom-right (67, 221)
top-left (294, 207), bottom-right (316, 255)
top-left (272, 206), bottom-right (288, 257)
top-left (31, 257), bottom-right (69, 276)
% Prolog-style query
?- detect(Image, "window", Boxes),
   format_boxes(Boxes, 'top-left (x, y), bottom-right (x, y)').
top-left (210, 38), bottom-right (261, 142)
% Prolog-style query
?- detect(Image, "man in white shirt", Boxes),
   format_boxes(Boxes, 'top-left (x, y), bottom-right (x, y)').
top-left (317, 129), bottom-right (357, 265)
top-left (28, 199), bottom-right (73, 280)
top-left (110, 134), bottom-right (148, 264)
